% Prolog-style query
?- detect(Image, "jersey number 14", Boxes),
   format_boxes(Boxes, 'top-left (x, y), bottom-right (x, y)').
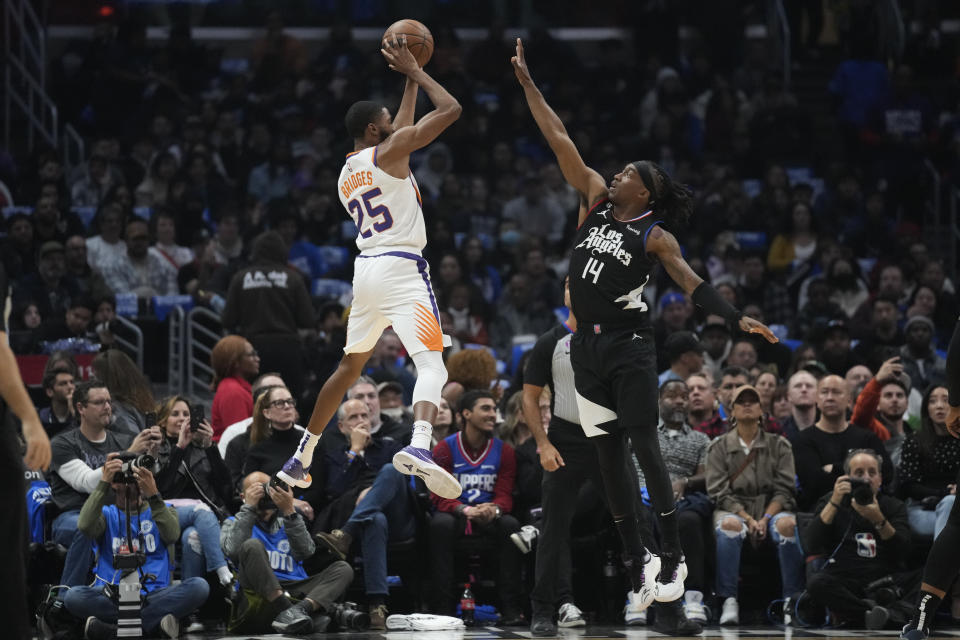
top-left (348, 187), bottom-right (394, 238)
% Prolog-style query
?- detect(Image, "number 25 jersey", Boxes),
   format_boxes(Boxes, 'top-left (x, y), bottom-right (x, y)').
top-left (568, 199), bottom-right (663, 327)
top-left (338, 146), bottom-right (427, 253)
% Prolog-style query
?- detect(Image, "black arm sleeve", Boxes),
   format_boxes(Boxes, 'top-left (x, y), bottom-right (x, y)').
top-left (692, 281), bottom-right (742, 326)
top-left (947, 318), bottom-right (960, 406)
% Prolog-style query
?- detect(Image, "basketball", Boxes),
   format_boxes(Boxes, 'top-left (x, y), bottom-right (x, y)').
top-left (383, 19), bottom-right (434, 67)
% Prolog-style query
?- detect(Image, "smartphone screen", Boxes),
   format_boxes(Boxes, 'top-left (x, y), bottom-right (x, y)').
top-left (191, 404), bottom-right (206, 432)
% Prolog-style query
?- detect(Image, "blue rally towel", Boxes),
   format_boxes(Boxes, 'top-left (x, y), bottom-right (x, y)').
top-left (455, 603), bottom-right (500, 622)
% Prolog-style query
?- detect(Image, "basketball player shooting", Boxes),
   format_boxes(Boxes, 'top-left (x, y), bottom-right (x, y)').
top-left (278, 32), bottom-right (463, 499)
top-left (512, 37), bottom-right (778, 609)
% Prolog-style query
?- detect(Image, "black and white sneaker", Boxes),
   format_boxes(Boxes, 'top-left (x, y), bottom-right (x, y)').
top-left (510, 525), bottom-right (539, 554)
top-left (557, 602), bottom-right (586, 627)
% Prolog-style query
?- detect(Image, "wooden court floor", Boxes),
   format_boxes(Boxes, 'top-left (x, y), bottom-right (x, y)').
top-left (141, 626), bottom-right (960, 640)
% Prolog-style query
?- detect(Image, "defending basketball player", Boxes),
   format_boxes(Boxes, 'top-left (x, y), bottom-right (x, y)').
top-left (512, 37), bottom-right (777, 610)
top-left (278, 33), bottom-right (463, 499)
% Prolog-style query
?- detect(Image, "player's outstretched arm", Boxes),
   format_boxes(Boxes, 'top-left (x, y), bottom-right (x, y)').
top-left (647, 225), bottom-right (778, 344)
top-left (393, 75), bottom-right (419, 129)
top-left (512, 38), bottom-right (606, 220)
top-left (378, 35), bottom-right (461, 162)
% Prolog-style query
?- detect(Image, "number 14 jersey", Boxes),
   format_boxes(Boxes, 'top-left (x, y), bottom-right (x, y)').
top-left (568, 198), bottom-right (663, 326)
top-left (338, 146), bottom-right (427, 253)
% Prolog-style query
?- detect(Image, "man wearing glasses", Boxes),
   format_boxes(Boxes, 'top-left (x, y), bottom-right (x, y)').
top-left (48, 380), bottom-right (162, 586)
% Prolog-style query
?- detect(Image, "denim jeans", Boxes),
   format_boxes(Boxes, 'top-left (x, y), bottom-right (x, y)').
top-left (53, 510), bottom-right (94, 586)
top-left (714, 512), bottom-right (805, 599)
top-left (176, 503), bottom-right (228, 579)
top-left (63, 577), bottom-right (210, 632)
top-left (341, 465), bottom-right (416, 596)
top-left (907, 495), bottom-right (956, 539)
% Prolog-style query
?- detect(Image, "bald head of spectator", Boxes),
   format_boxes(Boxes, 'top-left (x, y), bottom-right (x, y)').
top-left (816, 375), bottom-right (851, 428)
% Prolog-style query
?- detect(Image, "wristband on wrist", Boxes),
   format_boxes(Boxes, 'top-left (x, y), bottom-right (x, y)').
top-left (692, 281), bottom-right (742, 326)
top-left (829, 501), bottom-right (842, 509)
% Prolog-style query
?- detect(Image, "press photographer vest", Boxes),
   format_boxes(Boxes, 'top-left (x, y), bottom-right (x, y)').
top-left (230, 517), bottom-right (307, 582)
top-left (93, 504), bottom-right (172, 592)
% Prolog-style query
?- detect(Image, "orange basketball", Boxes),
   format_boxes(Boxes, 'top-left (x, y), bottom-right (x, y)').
top-left (383, 19), bottom-right (434, 67)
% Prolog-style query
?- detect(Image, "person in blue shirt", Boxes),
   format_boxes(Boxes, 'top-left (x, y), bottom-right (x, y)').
top-left (62, 453), bottom-right (209, 639)
top-left (221, 471), bottom-right (353, 635)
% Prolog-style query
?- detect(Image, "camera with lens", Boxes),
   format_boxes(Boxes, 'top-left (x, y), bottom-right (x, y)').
top-left (329, 601), bottom-right (370, 631)
top-left (257, 476), bottom-right (290, 511)
top-left (864, 575), bottom-right (903, 606)
top-left (847, 477), bottom-right (875, 505)
top-left (112, 452), bottom-right (157, 484)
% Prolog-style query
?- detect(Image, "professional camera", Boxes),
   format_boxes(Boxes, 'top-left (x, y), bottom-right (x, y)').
top-left (846, 477), bottom-right (875, 506)
top-left (257, 476), bottom-right (291, 511)
top-left (329, 601), bottom-right (370, 631)
top-left (864, 575), bottom-right (903, 606)
top-left (112, 452), bottom-right (157, 484)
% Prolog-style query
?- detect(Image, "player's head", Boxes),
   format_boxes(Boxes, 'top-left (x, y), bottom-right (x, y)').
top-left (345, 101), bottom-right (391, 143)
top-left (610, 160), bottom-right (692, 229)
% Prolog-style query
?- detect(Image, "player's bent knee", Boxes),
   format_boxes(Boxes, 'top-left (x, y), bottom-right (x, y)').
top-left (411, 350), bottom-right (447, 407)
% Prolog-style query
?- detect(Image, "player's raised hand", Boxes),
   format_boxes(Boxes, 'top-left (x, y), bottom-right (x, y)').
top-left (739, 316), bottom-right (779, 343)
top-left (381, 34), bottom-right (419, 75)
top-left (511, 38), bottom-right (535, 88)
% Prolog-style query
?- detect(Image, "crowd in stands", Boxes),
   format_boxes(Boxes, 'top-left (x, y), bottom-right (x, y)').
top-left (7, 0), bottom-right (960, 635)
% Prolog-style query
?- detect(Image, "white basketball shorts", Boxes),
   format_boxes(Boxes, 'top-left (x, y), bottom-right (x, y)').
top-left (344, 250), bottom-right (446, 356)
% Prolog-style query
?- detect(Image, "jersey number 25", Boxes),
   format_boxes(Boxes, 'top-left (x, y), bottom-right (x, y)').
top-left (348, 188), bottom-right (394, 238)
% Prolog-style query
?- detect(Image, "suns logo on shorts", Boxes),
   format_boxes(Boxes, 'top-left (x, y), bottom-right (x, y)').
top-left (414, 304), bottom-right (443, 351)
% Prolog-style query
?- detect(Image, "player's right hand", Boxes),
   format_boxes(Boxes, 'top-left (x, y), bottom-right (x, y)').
top-left (381, 34), bottom-right (419, 75)
top-left (538, 442), bottom-right (565, 472)
top-left (511, 38), bottom-right (535, 88)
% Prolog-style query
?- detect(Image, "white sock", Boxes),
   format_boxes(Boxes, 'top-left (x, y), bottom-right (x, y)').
top-left (216, 565), bottom-right (233, 585)
top-left (294, 430), bottom-right (321, 468)
top-left (410, 420), bottom-right (433, 450)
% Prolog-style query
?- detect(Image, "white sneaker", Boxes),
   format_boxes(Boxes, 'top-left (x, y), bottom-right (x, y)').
top-left (510, 525), bottom-right (539, 554)
top-left (719, 597), bottom-right (739, 626)
top-left (683, 590), bottom-right (708, 624)
top-left (159, 613), bottom-right (180, 638)
top-left (557, 602), bottom-right (586, 628)
top-left (624, 591), bottom-right (648, 625)
top-left (654, 554), bottom-right (688, 602)
top-left (185, 614), bottom-right (204, 633)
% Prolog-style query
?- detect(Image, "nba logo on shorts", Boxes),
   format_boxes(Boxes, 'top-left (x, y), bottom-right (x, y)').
top-left (854, 532), bottom-right (877, 558)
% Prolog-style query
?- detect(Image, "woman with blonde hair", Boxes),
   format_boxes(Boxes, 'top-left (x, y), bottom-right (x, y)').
top-left (500, 390), bottom-right (532, 448)
top-left (210, 334), bottom-right (260, 441)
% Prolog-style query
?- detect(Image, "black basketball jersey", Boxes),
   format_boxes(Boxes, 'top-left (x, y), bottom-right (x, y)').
top-left (568, 199), bottom-right (663, 326)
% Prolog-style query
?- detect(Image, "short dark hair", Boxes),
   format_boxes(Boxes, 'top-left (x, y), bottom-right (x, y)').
top-left (720, 366), bottom-right (750, 381)
top-left (659, 379), bottom-right (688, 397)
top-left (42, 367), bottom-right (74, 391)
top-left (69, 297), bottom-right (95, 313)
top-left (345, 101), bottom-right (386, 140)
top-left (251, 230), bottom-right (288, 265)
top-left (74, 379), bottom-right (108, 409)
top-left (458, 389), bottom-right (495, 415)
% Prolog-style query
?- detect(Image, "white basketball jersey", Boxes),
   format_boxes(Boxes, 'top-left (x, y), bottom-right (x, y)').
top-left (338, 146), bottom-right (427, 253)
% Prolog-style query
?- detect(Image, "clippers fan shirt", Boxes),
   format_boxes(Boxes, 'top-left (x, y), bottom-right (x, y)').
top-left (568, 199), bottom-right (663, 326)
top-left (338, 146), bottom-right (427, 253)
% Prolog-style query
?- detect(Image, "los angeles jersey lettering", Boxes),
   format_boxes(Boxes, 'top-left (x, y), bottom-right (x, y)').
top-left (239, 518), bottom-right (308, 582)
top-left (338, 146), bottom-right (426, 252)
top-left (568, 199), bottom-right (662, 325)
top-left (92, 505), bottom-right (173, 592)
top-left (446, 432), bottom-right (503, 506)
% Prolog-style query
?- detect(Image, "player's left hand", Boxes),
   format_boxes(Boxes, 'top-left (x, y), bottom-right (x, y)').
top-left (946, 405), bottom-right (960, 438)
top-left (511, 38), bottom-right (535, 88)
top-left (739, 316), bottom-right (778, 343)
top-left (381, 34), bottom-right (419, 75)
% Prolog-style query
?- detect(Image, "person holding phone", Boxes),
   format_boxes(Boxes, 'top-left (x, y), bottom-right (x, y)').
top-left (155, 395), bottom-right (235, 631)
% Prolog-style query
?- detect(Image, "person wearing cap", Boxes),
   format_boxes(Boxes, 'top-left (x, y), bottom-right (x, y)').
top-left (654, 291), bottom-right (695, 372)
top-left (377, 380), bottom-right (412, 426)
top-left (12, 240), bottom-right (82, 323)
top-left (659, 331), bottom-right (705, 387)
top-left (513, 38), bottom-right (778, 616)
top-left (793, 375), bottom-right (894, 511)
top-left (900, 314), bottom-right (947, 393)
top-left (818, 317), bottom-right (864, 376)
top-left (705, 384), bottom-right (803, 626)
top-left (700, 315), bottom-right (732, 378)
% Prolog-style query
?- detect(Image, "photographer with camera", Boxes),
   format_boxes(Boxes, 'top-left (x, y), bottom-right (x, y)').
top-left (49, 380), bottom-right (163, 586)
top-left (62, 452), bottom-right (210, 639)
top-left (802, 449), bottom-right (913, 629)
top-left (220, 471), bottom-right (354, 634)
